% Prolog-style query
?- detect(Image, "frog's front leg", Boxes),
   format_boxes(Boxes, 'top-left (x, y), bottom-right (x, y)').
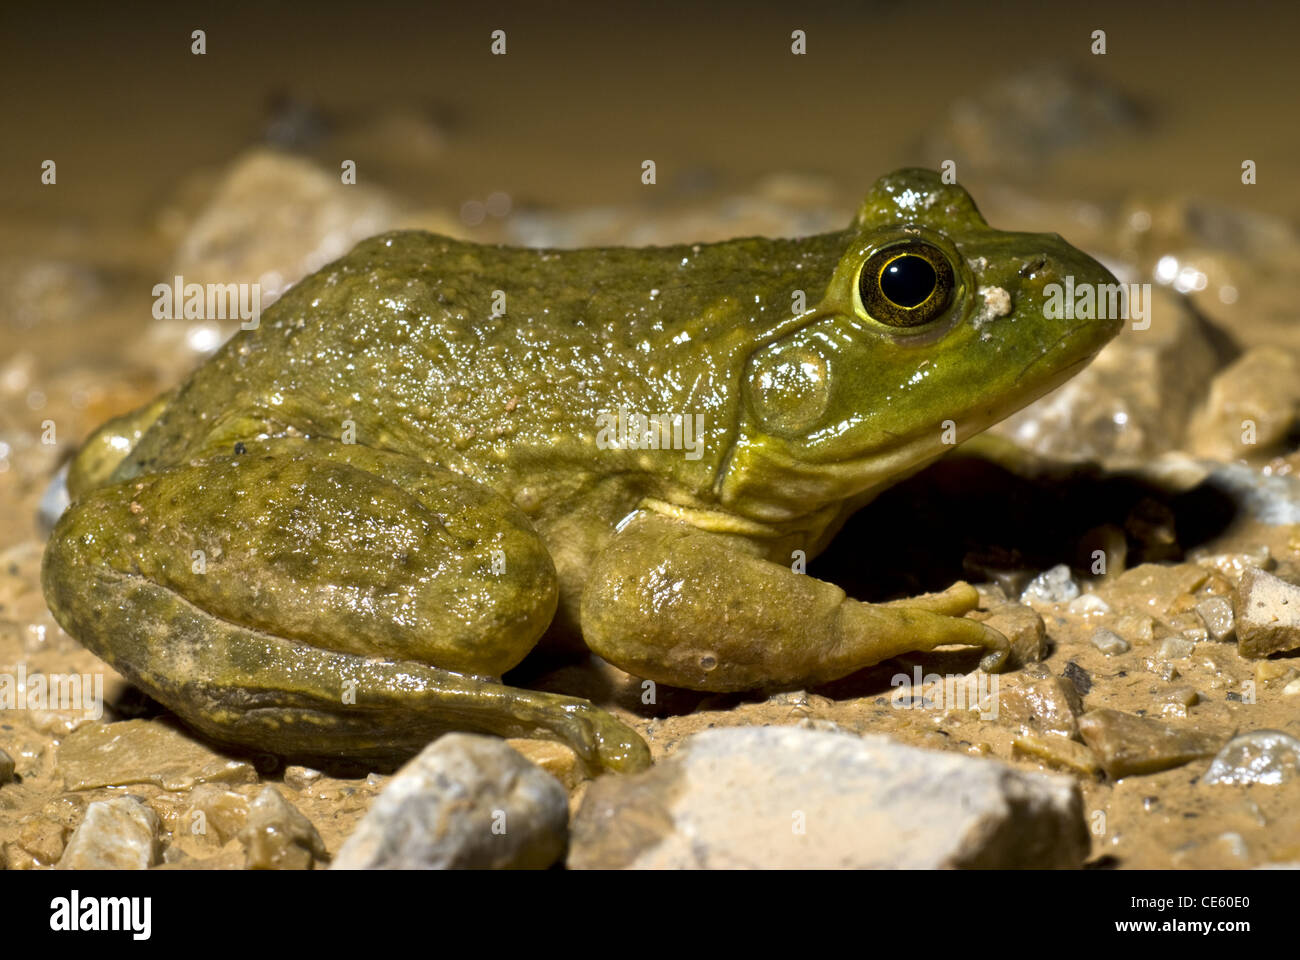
top-left (43, 438), bottom-right (650, 773)
top-left (580, 512), bottom-right (1008, 692)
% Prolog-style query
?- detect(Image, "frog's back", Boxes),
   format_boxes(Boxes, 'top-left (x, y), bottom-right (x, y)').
top-left (125, 229), bottom-right (847, 510)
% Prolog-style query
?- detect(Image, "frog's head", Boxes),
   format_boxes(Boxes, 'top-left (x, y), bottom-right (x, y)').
top-left (721, 168), bottom-right (1122, 523)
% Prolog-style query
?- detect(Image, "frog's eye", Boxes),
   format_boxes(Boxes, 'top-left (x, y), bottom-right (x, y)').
top-left (856, 241), bottom-right (955, 328)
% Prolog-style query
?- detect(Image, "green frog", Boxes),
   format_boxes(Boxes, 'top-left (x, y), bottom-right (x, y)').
top-left (42, 169), bottom-right (1120, 774)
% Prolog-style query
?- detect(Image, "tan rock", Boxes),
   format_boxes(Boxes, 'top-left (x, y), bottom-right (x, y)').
top-left (1078, 709), bottom-right (1225, 778)
top-left (505, 739), bottom-right (584, 791)
top-left (239, 786), bottom-right (328, 870)
top-left (991, 288), bottom-right (1223, 467)
top-left (332, 734), bottom-right (568, 870)
top-left (982, 603), bottom-right (1047, 667)
top-left (1098, 563), bottom-right (1210, 620)
top-left (58, 719), bottom-right (257, 791)
top-left (1000, 677), bottom-right (1082, 739)
top-left (1189, 347), bottom-right (1300, 460)
top-left (1013, 734), bottom-right (1100, 776)
top-left (1235, 566), bottom-right (1300, 658)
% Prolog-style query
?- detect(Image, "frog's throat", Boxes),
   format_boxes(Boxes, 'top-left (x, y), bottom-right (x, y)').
top-left (716, 350), bottom-right (1100, 525)
top-left (716, 429), bottom-right (957, 525)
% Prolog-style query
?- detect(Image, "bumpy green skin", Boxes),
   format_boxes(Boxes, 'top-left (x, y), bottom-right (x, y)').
top-left (43, 169), bottom-right (1120, 773)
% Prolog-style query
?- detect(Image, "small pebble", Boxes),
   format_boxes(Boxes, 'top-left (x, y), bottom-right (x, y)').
top-left (1067, 594), bottom-right (1111, 616)
top-left (332, 733), bottom-right (568, 870)
top-left (1256, 661), bottom-right (1297, 686)
top-left (1196, 596), bottom-right (1235, 642)
top-left (1144, 658), bottom-right (1179, 682)
top-left (1000, 677), bottom-right (1081, 739)
top-left (1062, 661), bottom-right (1093, 696)
top-left (283, 765), bottom-right (322, 791)
top-left (1169, 611), bottom-right (1209, 642)
top-left (1116, 614), bottom-right (1155, 644)
top-left (1157, 637), bottom-right (1195, 660)
top-left (982, 603), bottom-right (1047, 667)
top-left (1164, 686), bottom-right (1199, 707)
top-left (0, 747), bottom-right (14, 785)
top-left (1158, 686), bottom-right (1198, 719)
top-left (239, 786), bottom-right (328, 870)
top-left (1091, 628), bottom-right (1130, 655)
top-left (1194, 546), bottom-right (1274, 583)
top-left (1021, 564), bottom-right (1080, 606)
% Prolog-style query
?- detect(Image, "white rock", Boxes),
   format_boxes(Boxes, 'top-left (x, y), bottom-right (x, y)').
top-left (1068, 594), bottom-right (1112, 616)
top-left (569, 727), bottom-right (1087, 869)
top-left (1091, 628), bottom-right (1130, 655)
top-left (332, 734), bottom-right (568, 870)
top-left (57, 796), bottom-right (160, 870)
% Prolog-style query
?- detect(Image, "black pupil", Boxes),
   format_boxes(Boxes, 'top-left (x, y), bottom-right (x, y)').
top-left (879, 255), bottom-right (937, 308)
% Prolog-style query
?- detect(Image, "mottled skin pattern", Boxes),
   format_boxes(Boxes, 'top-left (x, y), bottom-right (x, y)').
top-left (43, 169), bottom-right (1121, 773)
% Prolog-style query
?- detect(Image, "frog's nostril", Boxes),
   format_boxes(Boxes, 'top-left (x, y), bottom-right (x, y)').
top-left (1018, 255), bottom-right (1049, 279)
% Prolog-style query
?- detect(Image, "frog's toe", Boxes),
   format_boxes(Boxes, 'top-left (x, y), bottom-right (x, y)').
top-left (974, 622), bottom-right (1011, 674)
top-left (591, 714), bottom-right (653, 774)
top-left (883, 580), bottom-right (981, 617)
top-left (555, 703), bottom-right (652, 775)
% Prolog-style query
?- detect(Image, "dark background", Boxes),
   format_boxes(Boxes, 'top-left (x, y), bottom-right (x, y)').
top-left (3, 0), bottom-right (1298, 236)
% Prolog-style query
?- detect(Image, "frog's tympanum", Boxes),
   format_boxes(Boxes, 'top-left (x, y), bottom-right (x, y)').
top-left (43, 170), bottom-right (1121, 773)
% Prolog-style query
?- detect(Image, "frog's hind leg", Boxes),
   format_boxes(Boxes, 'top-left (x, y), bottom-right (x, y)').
top-left (58, 565), bottom-right (649, 773)
top-left (42, 438), bottom-right (650, 773)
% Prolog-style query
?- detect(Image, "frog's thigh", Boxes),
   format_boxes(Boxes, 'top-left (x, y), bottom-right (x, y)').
top-left (43, 443), bottom-right (650, 773)
top-left (580, 513), bottom-right (1009, 692)
top-left (69, 443), bottom-right (557, 675)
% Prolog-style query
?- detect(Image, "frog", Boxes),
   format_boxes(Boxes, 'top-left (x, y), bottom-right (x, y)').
top-left (42, 169), bottom-right (1121, 775)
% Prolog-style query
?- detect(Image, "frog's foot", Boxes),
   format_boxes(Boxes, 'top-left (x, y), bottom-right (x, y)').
top-left (42, 439), bottom-right (651, 774)
top-left (581, 512), bottom-right (1010, 692)
top-left (853, 598), bottom-right (1010, 674)
top-left (878, 579), bottom-right (1008, 671)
